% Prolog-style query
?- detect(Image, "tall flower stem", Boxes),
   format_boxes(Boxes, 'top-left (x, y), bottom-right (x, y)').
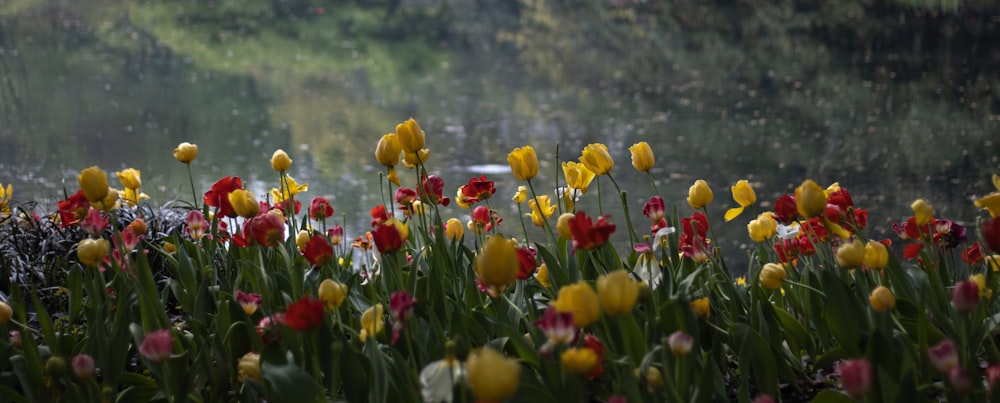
top-left (185, 163), bottom-right (199, 208)
top-left (526, 179), bottom-right (556, 245)
top-left (646, 171), bottom-right (661, 198)
top-left (607, 173), bottom-right (638, 248)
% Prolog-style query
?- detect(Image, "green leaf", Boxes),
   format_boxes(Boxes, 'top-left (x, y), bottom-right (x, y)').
top-left (734, 323), bottom-right (779, 396)
top-left (0, 385), bottom-right (30, 403)
top-left (261, 361), bottom-right (324, 402)
top-left (820, 270), bottom-right (866, 356)
top-left (811, 389), bottom-right (855, 403)
top-left (773, 305), bottom-right (812, 357)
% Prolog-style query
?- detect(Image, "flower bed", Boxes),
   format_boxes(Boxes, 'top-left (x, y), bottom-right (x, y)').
top-left (0, 119), bottom-right (999, 402)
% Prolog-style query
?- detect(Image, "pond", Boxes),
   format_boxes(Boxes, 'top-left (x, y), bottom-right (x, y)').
top-left (2, 1), bottom-right (998, 267)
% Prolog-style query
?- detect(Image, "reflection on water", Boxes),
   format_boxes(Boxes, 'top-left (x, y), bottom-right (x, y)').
top-left (1, 1), bottom-right (998, 266)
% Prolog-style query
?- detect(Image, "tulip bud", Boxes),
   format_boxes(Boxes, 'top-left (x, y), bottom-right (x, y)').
top-left (237, 352), bottom-right (262, 382)
top-left (644, 366), bottom-right (664, 392)
top-left (928, 339), bottom-right (959, 373)
top-left (690, 297), bottom-right (710, 319)
top-left (535, 263), bottom-right (552, 288)
top-left (952, 280), bottom-right (979, 314)
top-left (374, 133), bottom-right (402, 167)
top-left (561, 347), bottom-right (598, 375)
top-left (869, 286), bottom-right (895, 313)
top-left (836, 239), bottom-right (866, 269)
top-left (556, 212), bottom-right (575, 240)
top-left (687, 180), bottom-right (714, 209)
top-left (139, 329), bottom-right (173, 363)
top-left (115, 168), bottom-right (142, 190)
top-left (9, 330), bottom-right (21, 349)
top-left (475, 235), bottom-right (519, 292)
top-left (228, 189), bottom-right (260, 218)
top-left (507, 146), bottom-right (539, 181)
top-left (911, 199), bottom-right (934, 226)
top-left (45, 355), bottom-right (68, 377)
top-left (295, 230), bottom-right (310, 251)
top-left (0, 301), bottom-right (11, 325)
top-left (836, 359), bottom-right (872, 399)
top-left (795, 179), bottom-right (827, 218)
top-left (173, 142), bottom-right (199, 163)
top-left (77, 238), bottom-right (110, 268)
top-left (553, 281), bottom-right (601, 328)
top-left (318, 279), bottom-right (348, 311)
top-left (467, 348), bottom-right (520, 402)
top-left (864, 240), bottom-right (889, 270)
top-left (72, 354), bottom-right (96, 380)
top-left (78, 166), bottom-right (110, 204)
top-left (512, 185), bottom-right (528, 204)
top-left (747, 213), bottom-right (777, 242)
top-left (270, 149), bottom-right (292, 171)
top-left (948, 366), bottom-right (972, 395)
top-left (667, 331), bottom-right (693, 355)
top-left (628, 142), bottom-right (655, 172)
top-left (758, 263), bottom-right (786, 290)
top-left (445, 217), bottom-right (464, 240)
top-left (580, 143), bottom-right (614, 176)
top-left (597, 270), bottom-right (639, 316)
top-left (395, 118), bottom-right (426, 154)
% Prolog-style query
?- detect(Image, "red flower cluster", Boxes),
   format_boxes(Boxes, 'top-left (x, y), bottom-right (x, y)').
top-left (303, 234), bottom-right (333, 266)
top-left (308, 197), bottom-right (334, 221)
top-left (420, 175), bottom-right (450, 206)
top-left (58, 190), bottom-right (90, 227)
top-left (516, 245), bottom-right (537, 280)
top-left (679, 212), bottom-right (710, 261)
top-left (203, 176), bottom-right (243, 218)
top-left (285, 296), bottom-right (324, 332)
top-left (457, 175), bottom-right (496, 206)
top-left (642, 196), bottom-right (668, 233)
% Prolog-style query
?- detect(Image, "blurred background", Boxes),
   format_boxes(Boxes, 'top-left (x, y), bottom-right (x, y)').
top-left (1, 0), bottom-right (998, 264)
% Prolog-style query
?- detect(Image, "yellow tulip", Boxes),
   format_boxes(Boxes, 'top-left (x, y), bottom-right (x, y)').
top-left (560, 347), bottom-right (598, 375)
top-left (795, 179), bottom-right (827, 218)
top-left (527, 195), bottom-right (557, 227)
top-left (115, 168), bottom-right (142, 190)
top-left (970, 273), bottom-right (992, 299)
top-left (77, 238), bottom-right (110, 268)
top-left (386, 166), bottom-right (400, 186)
top-left (507, 146), bottom-right (539, 181)
top-left (512, 186), bottom-right (528, 204)
top-left (556, 213), bottom-right (575, 240)
top-left (445, 217), bottom-right (464, 240)
top-left (395, 118), bottom-right (426, 154)
top-left (758, 263), bottom-right (786, 290)
top-left (536, 263), bottom-right (552, 288)
top-left (402, 149), bottom-right (430, 169)
top-left (553, 281), bottom-right (601, 328)
top-left (99, 188), bottom-right (120, 211)
top-left (690, 297), bottom-right (710, 319)
top-left (597, 270), bottom-right (639, 316)
top-left (836, 239), bottom-right (866, 269)
top-left (580, 143), bottom-right (614, 176)
top-left (562, 161), bottom-right (596, 193)
top-left (295, 230), bottom-right (310, 251)
top-left (724, 180), bottom-right (756, 222)
top-left (987, 255), bottom-right (1000, 272)
top-left (686, 180), bottom-right (713, 209)
top-left (628, 141), bottom-right (655, 172)
top-left (237, 352), bottom-right (262, 383)
top-left (375, 133), bottom-right (402, 167)
top-left (163, 242), bottom-right (176, 253)
top-left (78, 166), bottom-right (110, 204)
top-left (228, 189), bottom-right (260, 218)
top-left (121, 188), bottom-right (149, 207)
top-left (318, 279), bottom-right (348, 311)
top-left (911, 199), bottom-right (934, 226)
top-left (0, 183), bottom-right (12, 216)
top-left (361, 304), bottom-right (385, 340)
top-left (975, 193), bottom-right (1000, 218)
top-left (466, 348), bottom-right (520, 403)
top-left (644, 366), bottom-right (664, 392)
top-left (475, 235), bottom-right (519, 291)
top-left (869, 286), bottom-right (895, 313)
top-left (864, 240), bottom-right (889, 270)
top-left (173, 142), bottom-right (198, 163)
top-left (0, 301), bottom-right (11, 325)
top-left (270, 175), bottom-right (309, 203)
top-left (270, 149), bottom-right (292, 172)
top-left (747, 212), bottom-right (777, 242)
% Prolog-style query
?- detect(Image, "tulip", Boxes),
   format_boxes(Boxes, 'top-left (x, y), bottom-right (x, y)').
top-left (72, 354), bottom-right (95, 380)
top-left (948, 366), bottom-right (972, 395)
top-left (568, 211), bottom-right (616, 250)
top-left (952, 280), bottom-right (979, 314)
top-left (911, 199), bottom-right (934, 226)
top-left (535, 263), bottom-right (552, 288)
top-left (686, 180), bottom-right (713, 209)
top-left (309, 197), bottom-right (334, 221)
top-left (236, 290), bottom-right (262, 316)
top-left (747, 212), bottom-right (777, 242)
top-left (928, 339), bottom-right (959, 373)
top-left (667, 331), bottom-right (694, 355)
top-left (556, 212), bottom-right (575, 239)
top-left (986, 362), bottom-right (1000, 393)
top-left (0, 301), bottom-right (11, 325)
top-left (77, 238), bottom-right (110, 268)
top-left (395, 118), bottom-right (426, 154)
top-left (227, 189), bottom-right (260, 218)
top-left (970, 273), bottom-right (992, 299)
top-left (562, 161), bottom-right (596, 193)
top-left (644, 366), bottom-right (664, 392)
top-left (373, 218), bottom-right (409, 253)
top-left (139, 329), bottom-right (173, 363)
top-left (864, 240), bottom-right (889, 270)
top-left (869, 286), bottom-right (895, 313)
top-left (318, 279), bottom-right (348, 311)
top-left (45, 355), bottom-right (68, 377)
top-left (466, 348), bottom-right (520, 403)
top-left (9, 330), bottom-right (21, 348)
top-left (836, 359), bottom-right (871, 399)
top-left (237, 352), bottom-right (262, 383)
top-left (836, 239), bottom-right (865, 269)
top-left (204, 176), bottom-right (243, 218)
top-left (628, 141), bottom-right (655, 172)
top-left (115, 168), bottom-right (142, 190)
top-left (553, 281), bottom-right (601, 328)
top-left (361, 304), bottom-right (385, 342)
top-left (795, 179), bottom-right (827, 218)
top-left (285, 296), bottom-right (324, 332)
top-left (375, 133), bottom-right (402, 167)
top-left (445, 217), bottom-right (464, 240)
top-left (561, 347), bottom-right (598, 375)
top-left (974, 192), bottom-right (1000, 218)
top-left (475, 235), bottom-right (519, 292)
top-left (173, 142), bottom-right (198, 163)
top-left (690, 297), bottom-right (710, 319)
top-left (527, 195), bottom-right (557, 227)
top-left (534, 306), bottom-right (576, 352)
top-left (597, 270), bottom-right (639, 316)
top-left (580, 143), bottom-right (614, 175)
top-left (402, 149), bottom-right (430, 168)
top-left (295, 230), bottom-right (310, 251)
top-left (270, 149), bottom-right (292, 171)
top-left (724, 180), bottom-right (757, 221)
top-left (507, 146), bottom-right (539, 181)
top-left (303, 235), bottom-right (334, 266)
top-left (512, 185), bottom-right (528, 204)
top-left (984, 217), bottom-right (1000, 253)
top-left (0, 183), bottom-right (11, 216)
top-left (419, 357), bottom-right (464, 403)
top-left (246, 212), bottom-right (286, 247)
top-left (78, 166), bottom-right (110, 204)
top-left (758, 263), bottom-right (786, 290)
